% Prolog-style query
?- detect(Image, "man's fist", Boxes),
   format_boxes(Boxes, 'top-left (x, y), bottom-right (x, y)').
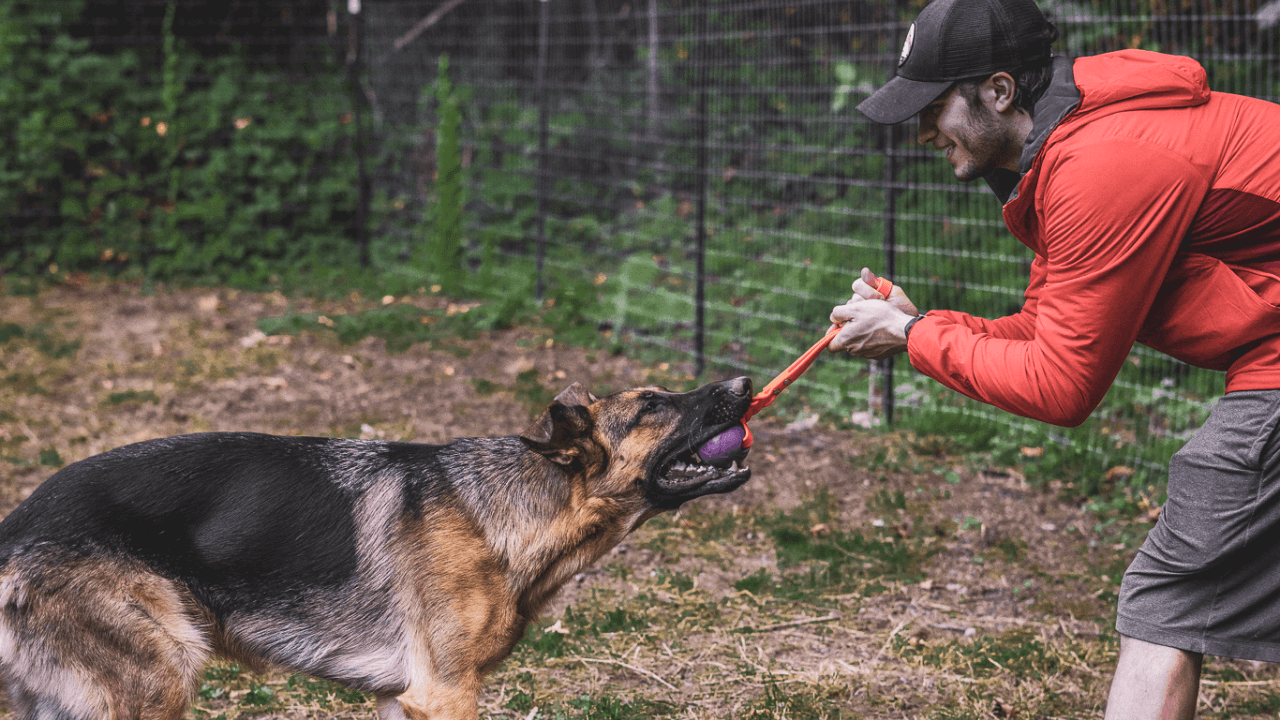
top-left (827, 268), bottom-right (920, 360)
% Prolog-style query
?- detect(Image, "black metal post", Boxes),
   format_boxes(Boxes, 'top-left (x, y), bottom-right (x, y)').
top-left (694, 7), bottom-right (709, 377)
top-left (879, 108), bottom-right (900, 425)
top-left (348, 0), bottom-right (371, 267)
top-left (535, 0), bottom-right (551, 301)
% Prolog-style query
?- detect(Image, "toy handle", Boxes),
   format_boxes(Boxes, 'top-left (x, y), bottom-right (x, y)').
top-left (740, 324), bottom-right (842, 448)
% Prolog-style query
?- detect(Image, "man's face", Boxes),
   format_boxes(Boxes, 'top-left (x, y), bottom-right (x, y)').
top-left (916, 85), bottom-right (1009, 182)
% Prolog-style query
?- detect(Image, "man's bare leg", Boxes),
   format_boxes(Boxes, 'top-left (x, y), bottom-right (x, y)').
top-left (1104, 635), bottom-right (1203, 720)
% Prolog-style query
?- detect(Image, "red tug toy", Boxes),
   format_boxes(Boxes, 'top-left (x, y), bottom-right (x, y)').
top-left (697, 276), bottom-right (893, 468)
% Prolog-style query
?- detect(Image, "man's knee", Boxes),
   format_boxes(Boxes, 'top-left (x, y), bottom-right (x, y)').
top-left (1118, 634), bottom-right (1203, 667)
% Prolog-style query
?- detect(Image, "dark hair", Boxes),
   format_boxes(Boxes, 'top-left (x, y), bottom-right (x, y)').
top-left (954, 20), bottom-right (1059, 116)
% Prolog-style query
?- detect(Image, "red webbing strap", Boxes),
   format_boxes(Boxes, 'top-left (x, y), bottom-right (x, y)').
top-left (873, 277), bottom-right (894, 299)
top-left (740, 324), bottom-right (842, 448)
top-left (738, 276), bottom-right (895, 449)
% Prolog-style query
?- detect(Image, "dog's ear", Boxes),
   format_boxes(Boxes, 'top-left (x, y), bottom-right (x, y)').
top-left (519, 385), bottom-right (596, 465)
top-left (553, 382), bottom-right (598, 407)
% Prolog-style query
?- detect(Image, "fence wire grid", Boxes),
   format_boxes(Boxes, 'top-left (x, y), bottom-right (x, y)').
top-left (359, 0), bottom-right (1278, 475)
top-left (18, 0), bottom-right (1280, 479)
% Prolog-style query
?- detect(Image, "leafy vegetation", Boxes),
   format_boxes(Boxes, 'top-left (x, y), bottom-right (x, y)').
top-left (1, 5), bottom-right (361, 285)
top-left (426, 54), bottom-right (466, 291)
top-left (1, 0), bottom-right (1251, 520)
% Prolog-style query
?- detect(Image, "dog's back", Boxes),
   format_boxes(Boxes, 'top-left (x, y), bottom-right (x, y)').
top-left (1, 434), bottom-right (364, 585)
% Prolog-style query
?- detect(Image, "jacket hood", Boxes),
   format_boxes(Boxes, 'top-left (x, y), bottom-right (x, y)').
top-left (988, 50), bottom-right (1211, 204)
top-left (1070, 49), bottom-right (1210, 117)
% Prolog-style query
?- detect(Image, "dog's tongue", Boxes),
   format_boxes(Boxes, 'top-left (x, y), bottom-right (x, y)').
top-left (698, 423), bottom-right (749, 468)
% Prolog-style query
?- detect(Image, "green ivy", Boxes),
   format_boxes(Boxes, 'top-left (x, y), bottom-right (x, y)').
top-left (0, 0), bottom-right (360, 285)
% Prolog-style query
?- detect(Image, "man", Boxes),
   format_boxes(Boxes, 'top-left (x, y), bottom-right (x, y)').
top-left (828, 0), bottom-right (1280, 717)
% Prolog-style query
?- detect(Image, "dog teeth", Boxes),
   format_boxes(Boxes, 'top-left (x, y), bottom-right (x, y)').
top-left (666, 455), bottom-right (751, 482)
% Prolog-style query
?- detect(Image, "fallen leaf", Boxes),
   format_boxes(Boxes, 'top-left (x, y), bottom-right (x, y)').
top-left (1106, 465), bottom-right (1136, 484)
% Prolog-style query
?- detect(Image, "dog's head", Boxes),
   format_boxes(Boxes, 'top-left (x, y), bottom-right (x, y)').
top-left (519, 377), bottom-right (753, 510)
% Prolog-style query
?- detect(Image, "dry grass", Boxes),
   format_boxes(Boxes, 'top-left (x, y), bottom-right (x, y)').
top-left (2, 278), bottom-right (1279, 719)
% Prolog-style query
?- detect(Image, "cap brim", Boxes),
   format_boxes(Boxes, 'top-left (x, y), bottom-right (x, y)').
top-left (856, 75), bottom-right (953, 124)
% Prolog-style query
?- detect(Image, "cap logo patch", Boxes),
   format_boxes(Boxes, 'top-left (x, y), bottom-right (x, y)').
top-left (899, 23), bottom-right (915, 67)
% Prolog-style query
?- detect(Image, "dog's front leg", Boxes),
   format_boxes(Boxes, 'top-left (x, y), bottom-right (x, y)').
top-left (378, 680), bottom-right (481, 720)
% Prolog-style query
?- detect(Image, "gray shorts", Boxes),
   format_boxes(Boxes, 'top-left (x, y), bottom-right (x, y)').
top-left (1117, 389), bottom-right (1280, 661)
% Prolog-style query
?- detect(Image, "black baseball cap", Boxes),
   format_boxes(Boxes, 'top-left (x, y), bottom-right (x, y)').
top-left (857, 0), bottom-right (1056, 124)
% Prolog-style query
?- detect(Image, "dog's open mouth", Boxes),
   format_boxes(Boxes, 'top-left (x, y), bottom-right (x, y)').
top-left (654, 428), bottom-right (751, 498)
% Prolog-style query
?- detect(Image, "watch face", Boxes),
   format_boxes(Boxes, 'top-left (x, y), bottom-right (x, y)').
top-left (899, 24), bottom-right (915, 67)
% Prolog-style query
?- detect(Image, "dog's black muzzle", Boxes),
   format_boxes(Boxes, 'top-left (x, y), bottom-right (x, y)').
top-left (644, 376), bottom-right (754, 510)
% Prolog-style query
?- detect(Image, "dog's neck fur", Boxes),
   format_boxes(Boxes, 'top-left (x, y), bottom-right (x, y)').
top-left (435, 439), bottom-right (653, 620)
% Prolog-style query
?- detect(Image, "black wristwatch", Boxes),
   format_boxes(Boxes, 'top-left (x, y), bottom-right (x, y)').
top-left (904, 313), bottom-right (926, 340)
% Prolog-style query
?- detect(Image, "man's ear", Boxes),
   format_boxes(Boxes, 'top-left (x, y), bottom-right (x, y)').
top-left (987, 72), bottom-right (1018, 114)
top-left (519, 384), bottom-right (596, 465)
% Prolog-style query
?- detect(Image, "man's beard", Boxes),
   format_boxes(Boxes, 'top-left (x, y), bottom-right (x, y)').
top-left (952, 99), bottom-right (1010, 182)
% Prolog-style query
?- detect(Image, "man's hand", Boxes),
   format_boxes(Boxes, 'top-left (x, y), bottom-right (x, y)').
top-left (852, 267), bottom-right (918, 316)
top-left (827, 268), bottom-right (920, 360)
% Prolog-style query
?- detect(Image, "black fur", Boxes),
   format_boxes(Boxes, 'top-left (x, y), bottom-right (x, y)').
top-left (0, 433), bottom-right (451, 618)
top-left (0, 377), bottom-right (755, 719)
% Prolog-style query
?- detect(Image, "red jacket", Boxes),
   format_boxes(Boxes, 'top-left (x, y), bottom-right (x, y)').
top-left (907, 50), bottom-right (1280, 427)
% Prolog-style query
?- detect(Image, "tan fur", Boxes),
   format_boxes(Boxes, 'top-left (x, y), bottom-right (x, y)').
top-left (0, 378), bottom-right (753, 720)
top-left (0, 552), bottom-right (212, 720)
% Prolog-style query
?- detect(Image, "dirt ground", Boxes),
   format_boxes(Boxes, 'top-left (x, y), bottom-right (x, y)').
top-left (2, 279), bottom-right (1278, 719)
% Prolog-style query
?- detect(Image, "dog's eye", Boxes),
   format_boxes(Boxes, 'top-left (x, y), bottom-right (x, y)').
top-left (640, 393), bottom-right (666, 413)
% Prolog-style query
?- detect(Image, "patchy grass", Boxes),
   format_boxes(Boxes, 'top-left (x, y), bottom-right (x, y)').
top-left (3, 279), bottom-right (1280, 719)
top-left (192, 663), bottom-right (371, 719)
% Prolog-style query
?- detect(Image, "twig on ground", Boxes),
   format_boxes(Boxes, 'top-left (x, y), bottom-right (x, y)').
top-left (878, 616), bottom-right (915, 658)
top-left (740, 613), bottom-right (842, 634)
top-left (1063, 646), bottom-right (1105, 677)
top-left (735, 636), bottom-right (777, 676)
top-left (575, 656), bottom-right (678, 690)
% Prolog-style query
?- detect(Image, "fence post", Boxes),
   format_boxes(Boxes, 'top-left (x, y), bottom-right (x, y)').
top-left (694, 6), bottom-right (709, 377)
top-left (646, 0), bottom-right (660, 137)
top-left (347, 0), bottom-right (371, 267)
top-left (878, 78), bottom-right (900, 425)
top-left (535, 0), bottom-right (551, 301)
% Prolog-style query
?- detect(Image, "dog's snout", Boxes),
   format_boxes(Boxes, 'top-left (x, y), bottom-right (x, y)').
top-left (727, 376), bottom-right (752, 397)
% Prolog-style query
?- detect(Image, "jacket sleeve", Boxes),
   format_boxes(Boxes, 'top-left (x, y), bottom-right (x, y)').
top-left (922, 256), bottom-right (1046, 341)
top-left (906, 138), bottom-right (1209, 427)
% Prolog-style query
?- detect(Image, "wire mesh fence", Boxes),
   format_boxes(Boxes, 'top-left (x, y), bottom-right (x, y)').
top-left (353, 0), bottom-right (1278, 476)
top-left (8, 0), bottom-right (1280, 479)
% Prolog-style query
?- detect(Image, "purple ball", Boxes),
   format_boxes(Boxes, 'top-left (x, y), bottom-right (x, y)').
top-left (699, 424), bottom-right (749, 468)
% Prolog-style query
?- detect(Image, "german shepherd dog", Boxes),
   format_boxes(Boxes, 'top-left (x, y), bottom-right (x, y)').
top-left (0, 377), bottom-right (753, 720)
